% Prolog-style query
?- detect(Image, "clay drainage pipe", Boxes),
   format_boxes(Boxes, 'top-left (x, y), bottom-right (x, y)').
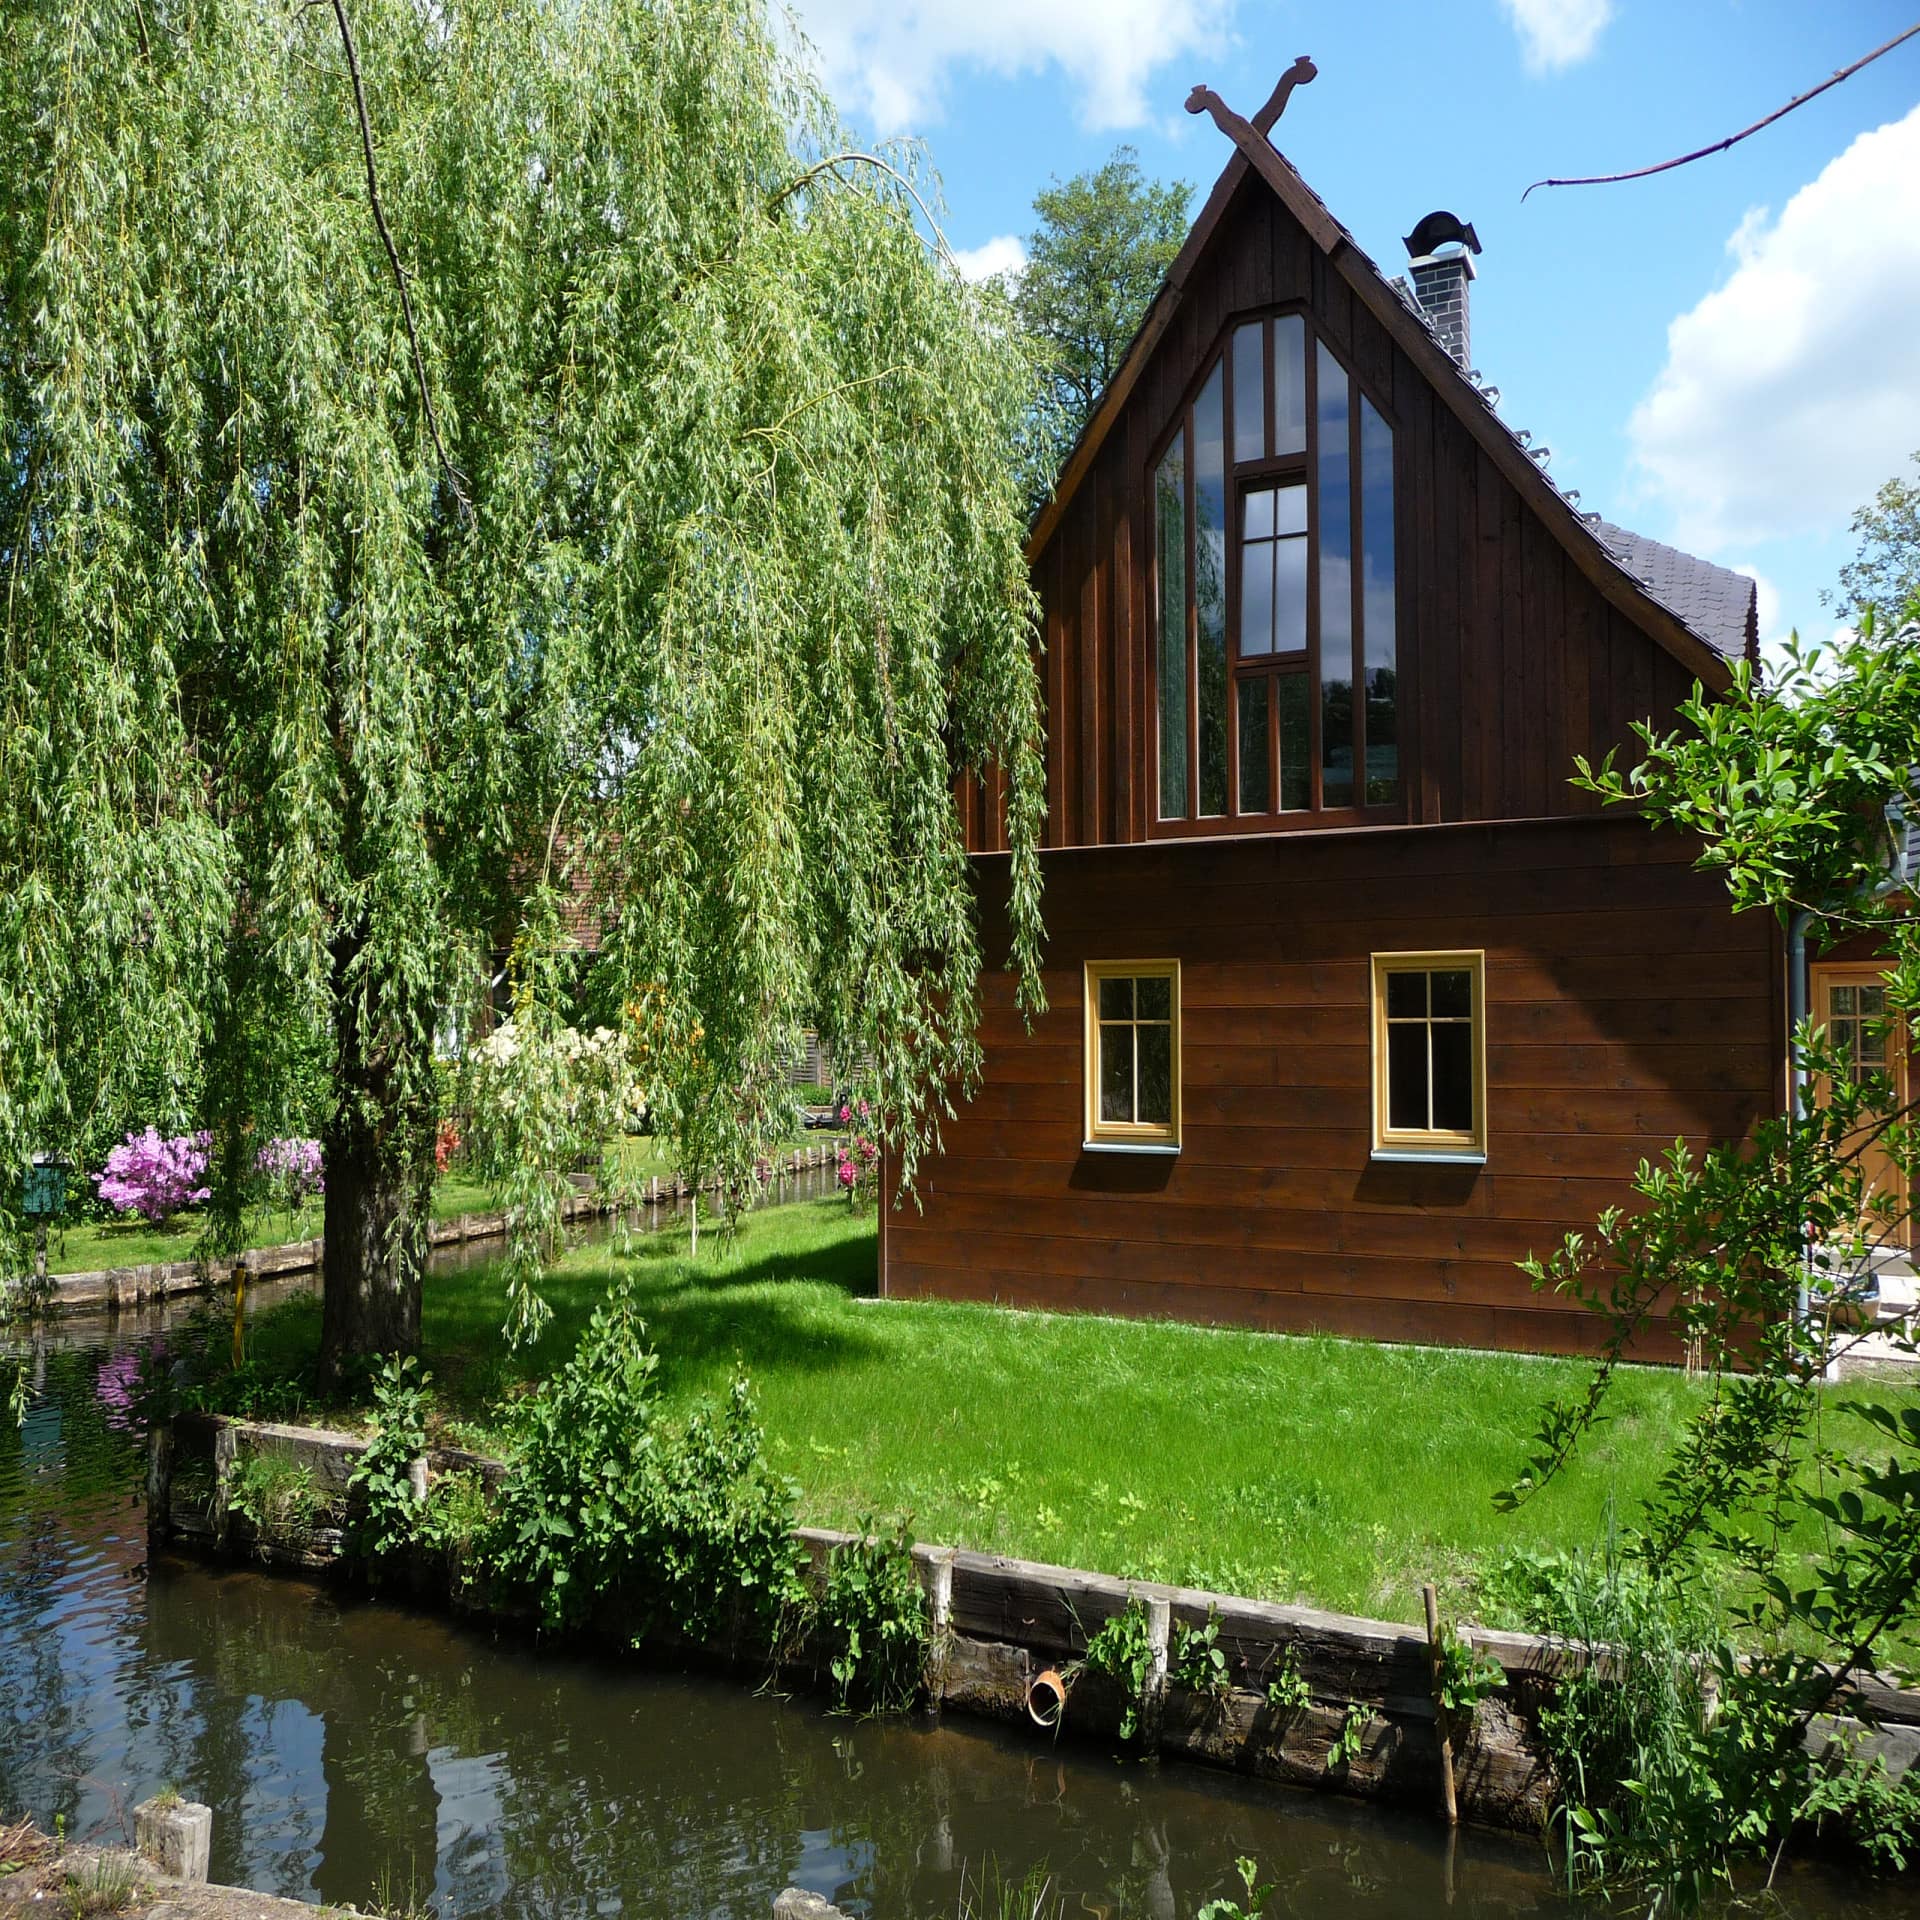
top-left (1026, 1668), bottom-right (1067, 1729)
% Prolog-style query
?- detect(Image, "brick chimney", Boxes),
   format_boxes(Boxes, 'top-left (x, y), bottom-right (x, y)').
top-left (1402, 211), bottom-right (1481, 371)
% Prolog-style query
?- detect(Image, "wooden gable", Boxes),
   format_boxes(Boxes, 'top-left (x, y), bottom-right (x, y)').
top-left (965, 145), bottom-right (1743, 855)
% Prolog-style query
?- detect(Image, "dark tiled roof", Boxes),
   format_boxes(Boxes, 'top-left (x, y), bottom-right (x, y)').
top-left (1593, 521), bottom-right (1758, 664)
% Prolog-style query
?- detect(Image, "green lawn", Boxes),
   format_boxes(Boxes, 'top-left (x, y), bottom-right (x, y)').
top-left (231, 1195), bottom-right (1919, 1636)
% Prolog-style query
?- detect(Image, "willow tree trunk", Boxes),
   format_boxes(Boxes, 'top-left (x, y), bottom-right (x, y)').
top-left (318, 932), bottom-right (436, 1388)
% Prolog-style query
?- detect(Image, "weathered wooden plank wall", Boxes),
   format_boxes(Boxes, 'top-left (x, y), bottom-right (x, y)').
top-left (886, 815), bottom-right (1781, 1356)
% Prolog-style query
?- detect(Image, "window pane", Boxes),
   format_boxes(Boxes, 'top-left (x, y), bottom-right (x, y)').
top-left (1274, 535), bottom-right (1308, 654)
top-left (1431, 1022), bottom-right (1474, 1133)
top-left (1360, 397), bottom-right (1397, 805)
top-left (1833, 986), bottom-right (1856, 1015)
top-left (1386, 971), bottom-right (1427, 1018)
top-left (1387, 1024), bottom-right (1428, 1131)
top-left (1273, 314), bottom-right (1306, 454)
top-left (1321, 670), bottom-right (1353, 809)
top-left (1099, 976), bottom-right (1133, 1020)
top-left (1243, 487), bottom-right (1276, 540)
top-left (1136, 975), bottom-right (1171, 1019)
top-left (1317, 344), bottom-right (1354, 809)
top-left (1195, 362), bottom-right (1228, 817)
top-left (1862, 1027), bottom-right (1888, 1066)
top-left (1274, 484), bottom-right (1308, 536)
top-left (1278, 673), bottom-right (1311, 812)
top-left (1861, 987), bottom-right (1885, 1018)
top-left (1100, 1024), bottom-right (1135, 1123)
top-left (1238, 676), bottom-right (1270, 813)
top-left (1232, 322), bottom-right (1267, 464)
top-left (1136, 1023), bottom-right (1172, 1125)
top-left (1156, 434), bottom-right (1188, 820)
top-left (1431, 969), bottom-right (1472, 1018)
top-left (1241, 541), bottom-right (1274, 658)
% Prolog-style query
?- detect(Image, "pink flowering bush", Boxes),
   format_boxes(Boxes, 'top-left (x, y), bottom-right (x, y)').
top-left (836, 1099), bottom-right (879, 1205)
top-left (94, 1129), bottom-right (211, 1223)
top-left (256, 1136), bottom-right (325, 1207)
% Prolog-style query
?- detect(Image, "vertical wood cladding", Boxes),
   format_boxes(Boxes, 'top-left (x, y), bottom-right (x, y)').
top-left (996, 177), bottom-right (1706, 854)
top-left (885, 816), bottom-right (1782, 1356)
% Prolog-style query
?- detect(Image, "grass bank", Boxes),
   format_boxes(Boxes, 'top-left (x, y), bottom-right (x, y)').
top-left (230, 1196), bottom-right (1920, 1632)
top-left (37, 1132), bottom-right (823, 1277)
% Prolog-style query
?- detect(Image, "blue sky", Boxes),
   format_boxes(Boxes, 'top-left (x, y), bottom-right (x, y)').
top-left (785, 0), bottom-right (1920, 652)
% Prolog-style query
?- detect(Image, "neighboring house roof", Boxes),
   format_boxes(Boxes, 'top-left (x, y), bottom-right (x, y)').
top-left (1028, 94), bottom-right (1751, 693)
top-left (1593, 522), bottom-right (1759, 665)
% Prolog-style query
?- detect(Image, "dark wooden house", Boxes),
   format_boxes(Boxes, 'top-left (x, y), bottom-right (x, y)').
top-left (879, 84), bottom-right (1784, 1357)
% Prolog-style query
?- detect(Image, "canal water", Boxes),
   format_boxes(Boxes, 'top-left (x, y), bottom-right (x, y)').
top-left (4, 1260), bottom-right (1917, 1920)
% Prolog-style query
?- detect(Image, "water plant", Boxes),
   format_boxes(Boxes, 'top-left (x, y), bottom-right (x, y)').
top-left (1195, 1856), bottom-right (1272, 1920)
top-left (60, 1855), bottom-right (142, 1920)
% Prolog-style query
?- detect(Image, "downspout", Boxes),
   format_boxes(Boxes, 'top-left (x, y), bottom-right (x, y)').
top-left (1788, 907), bottom-right (1812, 1337)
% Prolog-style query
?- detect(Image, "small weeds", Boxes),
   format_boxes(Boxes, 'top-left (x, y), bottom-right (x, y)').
top-left (1081, 1598), bottom-right (1157, 1740)
top-left (1263, 1644), bottom-right (1311, 1715)
top-left (954, 1857), bottom-right (1066, 1920)
top-left (225, 1448), bottom-right (323, 1555)
top-left (1324, 1701), bottom-right (1367, 1772)
top-left (1169, 1606), bottom-right (1231, 1698)
top-left (1434, 1622), bottom-right (1506, 1719)
top-left (61, 1855), bottom-right (143, 1919)
top-left (0, 1815), bottom-right (50, 1877)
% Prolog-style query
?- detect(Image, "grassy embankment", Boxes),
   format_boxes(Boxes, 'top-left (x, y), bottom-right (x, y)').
top-left (38, 1131), bottom-right (818, 1276)
top-left (232, 1195), bottom-right (1920, 1636)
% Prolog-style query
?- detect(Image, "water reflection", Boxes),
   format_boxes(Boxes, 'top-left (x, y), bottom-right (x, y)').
top-left (4, 1310), bottom-right (1918, 1919)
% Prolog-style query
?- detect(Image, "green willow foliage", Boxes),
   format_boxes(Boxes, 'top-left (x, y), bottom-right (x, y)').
top-left (0, 0), bottom-right (1045, 1347)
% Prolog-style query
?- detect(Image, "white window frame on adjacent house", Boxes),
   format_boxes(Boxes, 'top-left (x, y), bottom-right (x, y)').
top-left (1370, 950), bottom-right (1487, 1162)
top-left (1083, 959), bottom-right (1183, 1153)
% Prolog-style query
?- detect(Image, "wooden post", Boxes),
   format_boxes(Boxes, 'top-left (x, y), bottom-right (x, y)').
top-left (1423, 1582), bottom-right (1459, 1827)
top-left (147, 1424), bottom-right (174, 1542)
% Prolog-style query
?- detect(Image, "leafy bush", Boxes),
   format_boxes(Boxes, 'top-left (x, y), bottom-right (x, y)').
top-left (348, 1356), bottom-right (430, 1565)
top-left (93, 1129), bottom-right (211, 1222)
top-left (819, 1517), bottom-right (929, 1712)
top-left (484, 1282), bottom-right (802, 1638)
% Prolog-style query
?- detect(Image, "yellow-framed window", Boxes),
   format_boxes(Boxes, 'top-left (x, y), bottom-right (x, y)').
top-left (1084, 960), bottom-right (1182, 1149)
top-left (1370, 951), bottom-right (1487, 1159)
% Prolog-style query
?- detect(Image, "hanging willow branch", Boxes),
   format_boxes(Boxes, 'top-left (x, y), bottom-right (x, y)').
top-left (328, 0), bottom-right (472, 521)
top-left (1522, 20), bottom-right (1920, 200)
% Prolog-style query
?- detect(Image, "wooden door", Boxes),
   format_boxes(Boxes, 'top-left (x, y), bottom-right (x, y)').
top-left (1811, 964), bottom-right (1909, 1252)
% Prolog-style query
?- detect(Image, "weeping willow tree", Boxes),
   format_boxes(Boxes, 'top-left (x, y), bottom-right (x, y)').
top-left (0, 0), bottom-right (1044, 1378)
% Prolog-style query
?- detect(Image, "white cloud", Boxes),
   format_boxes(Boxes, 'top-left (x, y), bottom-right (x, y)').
top-left (1499, 0), bottom-right (1613, 73)
top-left (1628, 103), bottom-right (1920, 552)
top-left (952, 233), bottom-right (1028, 283)
top-left (785, 0), bottom-right (1233, 134)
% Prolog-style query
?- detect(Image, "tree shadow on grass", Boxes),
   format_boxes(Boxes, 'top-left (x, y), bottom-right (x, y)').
top-left (422, 1202), bottom-right (886, 1421)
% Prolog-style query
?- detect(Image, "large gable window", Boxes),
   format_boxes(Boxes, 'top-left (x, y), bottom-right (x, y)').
top-left (1153, 314), bottom-right (1398, 823)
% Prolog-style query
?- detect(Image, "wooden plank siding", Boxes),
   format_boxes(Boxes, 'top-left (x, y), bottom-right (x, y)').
top-left (983, 174), bottom-right (1705, 854)
top-left (884, 816), bottom-right (1781, 1356)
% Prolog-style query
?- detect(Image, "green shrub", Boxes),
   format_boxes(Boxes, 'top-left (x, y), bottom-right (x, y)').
top-left (483, 1281), bottom-right (803, 1639)
top-left (1081, 1597), bottom-right (1157, 1739)
top-left (818, 1517), bottom-right (929, 1713)
top-left (348, 1356), bottom-right (430, 1565)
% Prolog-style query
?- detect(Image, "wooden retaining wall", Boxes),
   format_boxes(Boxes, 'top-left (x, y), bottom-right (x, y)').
top-left (147, 1414), bottom-right (1920, 1837)
top-left (28, 1146), bottom-right (845, 1321)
